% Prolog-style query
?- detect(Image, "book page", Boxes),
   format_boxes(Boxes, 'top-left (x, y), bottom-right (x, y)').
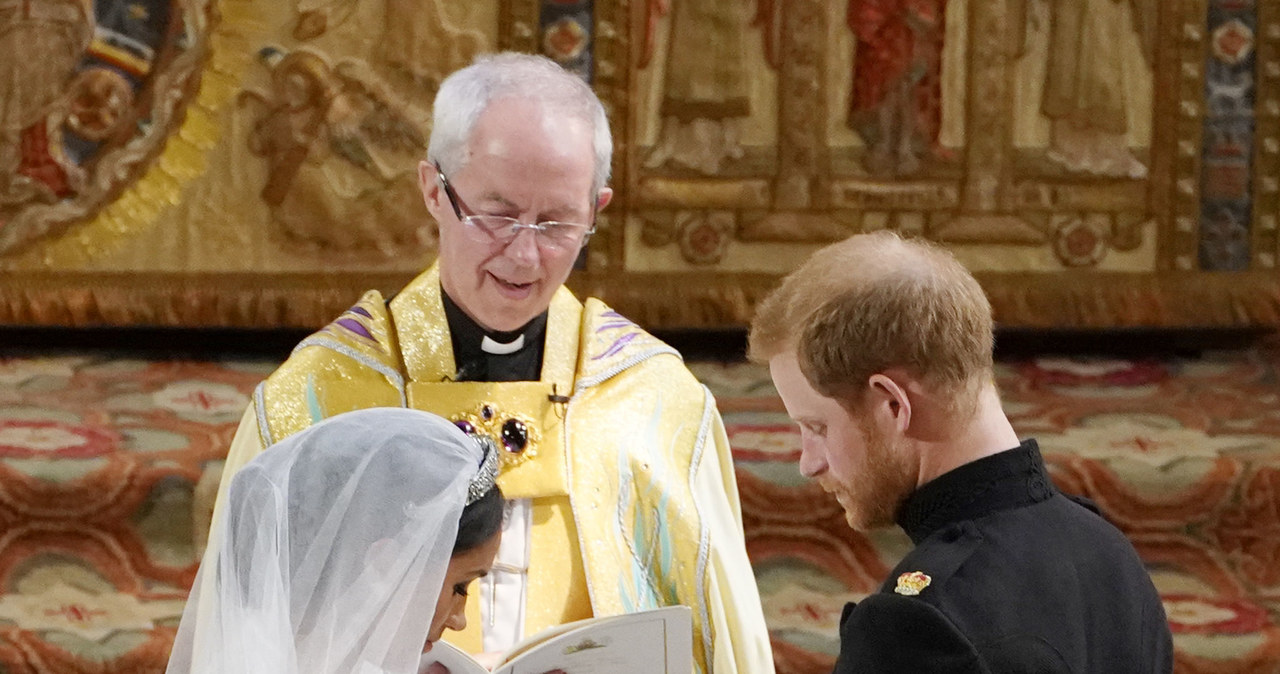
top-left (418, 640), bottom-right (488, 674)
top-left (497, 606), bottom-right (692, 674)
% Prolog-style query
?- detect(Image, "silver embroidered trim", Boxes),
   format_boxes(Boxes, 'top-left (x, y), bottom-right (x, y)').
top-left (689, 385), bottom-right (715, 674)
top-left (294, 336), bottom-right (408, 407)
top-left (253, 383), bottom-right (273, 447)
top-left (576, 346), bottom-right (681, 390)
top-left (614, 420), bottom-right (645, 591)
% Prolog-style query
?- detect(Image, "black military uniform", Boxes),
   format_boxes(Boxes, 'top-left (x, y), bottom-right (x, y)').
top-left (834, 440), bottom-right (1173, 673)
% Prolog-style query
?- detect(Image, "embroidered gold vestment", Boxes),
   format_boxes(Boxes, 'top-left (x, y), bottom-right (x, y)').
top-left (229, 265), bottom-right (772, 673)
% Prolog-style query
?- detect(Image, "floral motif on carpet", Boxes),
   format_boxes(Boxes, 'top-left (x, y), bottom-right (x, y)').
top-left (0, 347), bottom-right (1276, 673)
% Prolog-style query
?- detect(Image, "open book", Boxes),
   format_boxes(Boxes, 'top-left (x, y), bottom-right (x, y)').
top-left (418, 605), bottom-right (692, 674)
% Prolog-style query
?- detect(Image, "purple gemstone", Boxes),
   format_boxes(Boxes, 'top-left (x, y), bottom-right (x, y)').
top-left (482, 405), bottom-right (494, 420)
top-left (502, 419), bottom-right (528, 452)
top-left (455, 420), bottom-right (475, 434)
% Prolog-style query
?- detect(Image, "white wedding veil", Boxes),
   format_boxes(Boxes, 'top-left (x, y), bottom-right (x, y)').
top-left (166, 408), bottom-right (491, 674)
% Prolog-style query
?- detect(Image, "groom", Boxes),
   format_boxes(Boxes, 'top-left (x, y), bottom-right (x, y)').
top-left (748, 231), bottom-right (1172, 671)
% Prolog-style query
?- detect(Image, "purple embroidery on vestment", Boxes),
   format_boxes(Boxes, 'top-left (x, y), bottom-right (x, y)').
top-left (593, 331), bottom-right (639, 360)
top-left (335, 317), bottom-right (374, 341)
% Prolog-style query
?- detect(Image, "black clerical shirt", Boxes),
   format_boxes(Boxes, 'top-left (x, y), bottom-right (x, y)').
top-left (834, 440), bottom-right (1174, 673)
top-left (440, 289), bottom-right (546, 382)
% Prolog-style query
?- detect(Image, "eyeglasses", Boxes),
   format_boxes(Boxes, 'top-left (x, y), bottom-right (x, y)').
top-left (435, 165), bottom-right (596, 250)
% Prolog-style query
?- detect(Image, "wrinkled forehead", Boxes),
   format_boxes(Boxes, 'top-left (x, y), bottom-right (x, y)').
top-left (465, 98), bottom-right (594, 165)
top-left (476, 95), bottom-right (593, 136)
top-left (455, 121), bottom-right (596, 212)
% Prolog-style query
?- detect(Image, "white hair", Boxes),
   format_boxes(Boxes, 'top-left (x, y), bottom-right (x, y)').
top-left (427, 52), bottom-right (613, 196)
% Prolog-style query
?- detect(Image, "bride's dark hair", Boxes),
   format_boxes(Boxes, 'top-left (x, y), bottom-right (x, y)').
top-left (454, 485), bottom-right (503, 554)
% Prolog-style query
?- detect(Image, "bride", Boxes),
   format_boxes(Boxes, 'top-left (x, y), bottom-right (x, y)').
top-left (166, 407), bottom-right (503, 674)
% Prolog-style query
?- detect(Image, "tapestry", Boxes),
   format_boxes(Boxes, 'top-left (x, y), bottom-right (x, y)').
top-left (0, 0), bottom-right (1277, 330)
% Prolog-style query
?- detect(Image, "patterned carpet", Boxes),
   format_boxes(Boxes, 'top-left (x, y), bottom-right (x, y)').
top-left (0, 343), bottom-right (1277, 673)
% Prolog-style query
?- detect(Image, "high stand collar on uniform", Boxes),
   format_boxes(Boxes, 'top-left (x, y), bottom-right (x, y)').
top-left (894, 439), bottom-right (1055, 545)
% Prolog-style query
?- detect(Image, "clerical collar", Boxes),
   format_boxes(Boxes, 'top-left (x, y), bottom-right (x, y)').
top-left (440, 288), bottom-right (548, 381)
top-left (481, 334), bottom-right (524, 355)
top-left (894, 440), bottom-right (1055, 545)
